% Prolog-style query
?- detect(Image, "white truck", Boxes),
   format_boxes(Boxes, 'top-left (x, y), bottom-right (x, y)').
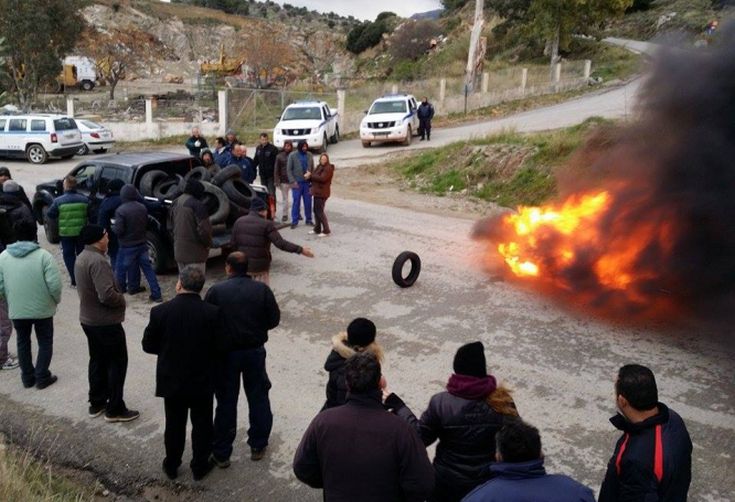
top-left (58, 56), bottom-right (97, 91)
top-left (273, 101), bottom-right (340, 153)
top-left (360, 94), bottom-right (420, 147)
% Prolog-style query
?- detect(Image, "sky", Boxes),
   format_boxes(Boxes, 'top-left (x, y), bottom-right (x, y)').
top-left (271, 0), bottom-right (444, 21)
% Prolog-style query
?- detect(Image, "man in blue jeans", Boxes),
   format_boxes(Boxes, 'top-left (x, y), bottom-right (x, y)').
top-left (113, 185), bottom-right (162, 303)
top-left (286, 140), bottom-right (314, 229)
top-left (205, 252), bottom-right (280, 465)
top-left (46, 176), bottom-right (89, 286)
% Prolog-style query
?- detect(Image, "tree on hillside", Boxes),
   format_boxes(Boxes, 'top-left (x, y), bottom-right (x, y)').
top-left (235, 31), bottom-right (292, 88)
top-left (346, 15), bottom-right (397, 54)
top-left (0, 0), bottom-right (85, 110)
top-left (389, 20), bottom-right (443, 60)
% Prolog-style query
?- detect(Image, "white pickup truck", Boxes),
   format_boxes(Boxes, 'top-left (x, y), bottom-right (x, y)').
top-left (273, 101), bottom-right (340, 153)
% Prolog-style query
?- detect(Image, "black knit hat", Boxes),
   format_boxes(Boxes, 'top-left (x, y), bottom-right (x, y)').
top-left (80, 224), bottom-right (106, 245)
top-left (184, 178), bottom-right (205, 199)
top-left (250, 197), bottom-right (266, 212)
top-left (347, 318), bottom-right (376, 348)
top-left (453, 341), bottom-right (487, 378)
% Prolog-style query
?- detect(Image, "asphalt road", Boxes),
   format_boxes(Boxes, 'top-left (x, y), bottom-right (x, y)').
top-left (0, 66), bottom-right (733, 501)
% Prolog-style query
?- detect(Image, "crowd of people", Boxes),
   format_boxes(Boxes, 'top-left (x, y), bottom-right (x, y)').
top-left (0, 153), bottom-right (693, 500)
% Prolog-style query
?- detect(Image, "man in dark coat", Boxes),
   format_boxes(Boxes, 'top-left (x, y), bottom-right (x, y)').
top-left (205, 252), bottom-right (280, 465)
top-left (462, 420), bottom-right (595, 502)
top-left (0, 181), bottom-right (35, 249)
top-left (229, 197), bottom-right (313, 285)
top-left (274, 140), bottom-right (293, 222)
top-left (253, 132), bottom-right (279, 199)
top-left (185, 127), bottom-right (208, 158)
top-left (0, 167), bottom-right (31, 209)
top-left (599, 364), bottom-right (692, 502)
top-left (97, 179), bottom-right (125, 275)
top-left (170, 179), bottom-right (212, 274)
top-left (228, 144), bottom-right (256, 184)
top-left (417, 96), bottom-right (435, 141)
top-left (142, 265), bottom-right (223, 481)
top-left (294, 352), bottom-right (435, 502)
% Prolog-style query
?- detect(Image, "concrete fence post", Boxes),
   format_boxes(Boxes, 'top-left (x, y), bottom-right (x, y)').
top-left (584, 60), bottom-right (592, 80)
top-left (554, 63), bottom-right (562, 83)
top-left (337, 89), bottom-right (346, 129)
top-left (218, 90), bottom-right (228, 136)
top-left (439, 78), bottom-right (446, 105)
top-left (520, 68), bottom-right (528, 93)
top-left (66, 97), bottom-right (74, 118)
top-left (391, 83), bottom-right (398, 94)
top-left (481, 72), bottom-right (489, 93)
top-left (145, 98), bottom-right (153, 125)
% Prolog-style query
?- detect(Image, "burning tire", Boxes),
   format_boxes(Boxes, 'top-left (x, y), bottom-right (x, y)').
top-left (392, 251), bottom-right (421, 288)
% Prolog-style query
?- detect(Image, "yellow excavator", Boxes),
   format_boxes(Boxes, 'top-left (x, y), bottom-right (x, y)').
top-left (200, 44), bottom-right (243, 77)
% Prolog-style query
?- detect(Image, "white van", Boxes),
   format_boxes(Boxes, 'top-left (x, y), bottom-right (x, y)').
top-left (273, 101), bottom-right (339, 153)
top-left (360, 94), bottom-right (420, 147)
top-left (0, 114), bottom-right (83, 164)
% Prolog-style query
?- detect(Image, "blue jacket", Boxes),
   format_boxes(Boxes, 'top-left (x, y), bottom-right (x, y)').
top-left (462, 459), bottom-right (595, 502)
top-left (98, 194), bottom-right (122, 240)
top-left (213, 147), bottom-right (232, 168)
top-left (227, 155), bottom-right (256, 184)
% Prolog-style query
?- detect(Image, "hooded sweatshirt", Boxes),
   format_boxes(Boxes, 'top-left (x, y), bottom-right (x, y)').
top-left (0, 241), bottom-right (62, 319)
top-left (113, 185), bottom-right (148, 247)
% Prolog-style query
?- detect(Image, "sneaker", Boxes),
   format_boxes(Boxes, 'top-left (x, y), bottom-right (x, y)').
top-left (88, 404), bottom-right (106, 418)
top-left (281, 216), bottom-right (288, 222)
top-left (36, 375), bottom-right (58, 390)
top-left (192, 458), bottom-right (215, 481)
top-left (318, 233), bottom-right (329, 237)
top-left (209, 453), bottom-right (230, 469)
top-left (105, 409), bottom-right (140, 423)
top-left (1, 355), bottom-right (19, 370)
top-left (162, 459), bottom-right (178, 480)
top-left (250, 447), bottom-right (267, 462)
top-left (149, 295), bottom-right (163, 304)
top-left (128, 286), bottom-right (146, 295)
top-left (308, 230), bottom-right (317, 235)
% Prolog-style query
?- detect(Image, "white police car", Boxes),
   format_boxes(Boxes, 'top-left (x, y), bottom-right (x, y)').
top-left (0, 114), bottom-right (83, 164)
top-left (360, 94), bottom-right (419, 147)
top-left (273, 101), bottom-right (339, 153)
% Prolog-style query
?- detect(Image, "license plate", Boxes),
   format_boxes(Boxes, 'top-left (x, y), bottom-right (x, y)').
top-left (374, 132), bottom-right (389, 136)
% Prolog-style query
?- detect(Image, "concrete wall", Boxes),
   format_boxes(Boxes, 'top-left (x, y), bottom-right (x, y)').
top-left (106, 121), bottom-right (221, 142)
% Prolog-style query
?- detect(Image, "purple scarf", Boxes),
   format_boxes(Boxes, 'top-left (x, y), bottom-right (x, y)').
top-left (446, 373), bottom-right (497, 400)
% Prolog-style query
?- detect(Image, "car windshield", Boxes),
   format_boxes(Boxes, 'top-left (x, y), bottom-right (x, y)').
top-left (369, 101), bottom-right (407, 115)
top-left (80, 120), bottom-right (102, 129)
top-left (53, 118), bottom-right (77, 131)
top-left (282, 107), bottom-right (322, 121)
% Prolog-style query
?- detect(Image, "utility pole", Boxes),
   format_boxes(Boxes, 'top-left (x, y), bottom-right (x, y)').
top-left (465, 0), bottom-right (485, 93)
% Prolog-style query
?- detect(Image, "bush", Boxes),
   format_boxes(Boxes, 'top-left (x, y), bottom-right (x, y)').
top-left (346, 19), bottom-right (392, 54)
top-left (389, 20), bottom-right (442, 61)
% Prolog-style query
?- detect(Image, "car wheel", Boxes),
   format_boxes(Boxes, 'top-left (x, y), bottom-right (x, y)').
top-left (94, 148), bottom-right (107, 154)
top-left (81, 80), bottom-right (95, 91)
top-left (26, 144), bottom-right (48, 164)
top-left (77, 144), bottom-right (89, 156)
top-left (42, 206), bottom-right (60, 244)
top-left (331, 126), bottom-right (340, 144)
top-left (146, 231), bottom-right (170, 274)
top-left (320, 134), bottom-right (328, 153)
top-left (403, 126), bottom-right (412, 146)
top-left (392, 251), bottom-right (421, 288)
top-left (362, 141), bottom-right (371, 148)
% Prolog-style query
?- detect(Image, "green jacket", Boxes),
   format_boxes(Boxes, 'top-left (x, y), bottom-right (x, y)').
top-left (47, 190), bottom-right (89, 238)
top-left (0, 241), bottom-right (62, 319)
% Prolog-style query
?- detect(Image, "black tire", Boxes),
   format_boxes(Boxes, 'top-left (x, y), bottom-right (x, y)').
top-left (362, 141), bottom-right (370, 148)
top-left (153, 175), bottom-right (184, 200)
top-left (146, 231), bottom-right (170, 274)
top-left (212, 165), bottom-right (242, 186)
top-left (183, 166), bottom-right (212, 184)
top-left (392, 251), bottom-right (421, 288)
top-left (80, 80), bottom-right (95, 91)
top-left (320, 134), bottom-right (328, 153)
top-left (26, 144), bottom-right (48, 164)
top-left (201, 181), bottom-right (230, 224)
top-left (403, 126), bottom-right (412, 146)
top-left (77, 144), bottom-right (89, 156)
top-left (221, 178), bottom-right (254, 207)
top-left (42, 206), bottom-right (60, 244)
top-left (94, 149), bottom-right (107, 154)
top-left (140, 170), bottom-right (168, 197)
top-left (331, 126), bottom-right (340, 144)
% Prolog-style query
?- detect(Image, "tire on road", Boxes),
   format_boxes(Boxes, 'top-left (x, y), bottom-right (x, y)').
top-left (26, 144), bottom-right (48, 164)
top-left (140, 170), bottom-right (168, 197)
top-left (201, 181), bottom-right (230, 224)
top-left (392, 251), bottom-right (421, 288)
top-left (320, 133), bottom-right (328, 153)
top-left (403, 126), bottom-right (412, 146)
top-left (362, 141), bottom-right (371, 148)
top-left (221, 178), bottom-right (254, 207)
top-left (212, 165), bottom-right (242, 186)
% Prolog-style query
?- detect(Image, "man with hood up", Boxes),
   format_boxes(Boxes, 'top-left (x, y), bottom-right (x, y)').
top-left (113, 184), bottom-right (162, 303)
top-left (170, 179), bottom-right (212, 274)
top-left (0, 220), bottom-right (62, 389)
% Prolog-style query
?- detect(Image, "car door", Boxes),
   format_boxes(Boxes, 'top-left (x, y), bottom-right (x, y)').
top-left (93, 165), bottom-right (131, 221)
top-left (322, 105), bottom-right (333, 136)
top-left (409, 98), bottom-right (419, 131)
top-left (7, 118), bottom-right (28, 153)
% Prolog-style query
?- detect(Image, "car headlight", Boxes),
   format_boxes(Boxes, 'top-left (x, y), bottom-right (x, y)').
top-left (311, 128), bottom-right (318, 134)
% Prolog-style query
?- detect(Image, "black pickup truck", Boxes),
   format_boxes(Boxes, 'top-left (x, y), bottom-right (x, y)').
top-left (33, 151), bottom-right (268, 272)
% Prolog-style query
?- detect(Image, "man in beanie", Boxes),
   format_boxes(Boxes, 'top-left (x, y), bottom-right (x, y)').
top-left (0, 220), bottom-right (62, 389)
top-left (0, 167), bottom-right (31, 209)
top-left (206, 251), bottom-right (280, 465)
top-left (46, 175), bottom-right (90, 286)
top-left (113, 184), bottom-right (162, 302)
top-left (384, 341), bottom-right (519, 502)
top-left (321, 317), bottom-right (383, 410)
top-left (170, 178), bottom-right (212, 274)
top-left (75, 224), bottom-right (139, 423)
top-left (463, 420), bottom-right (595, 502)
top-left (230, 196), bottom-right (313, 285)
top-left (294, 352), bottom-right (435, 501)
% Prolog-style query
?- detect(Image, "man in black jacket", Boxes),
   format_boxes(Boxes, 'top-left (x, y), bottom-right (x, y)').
top-left (142, 265), bottom-right (223, 481)
top-left (293, 352), bottom-right (435, 502)
top-left (599, 364), bottom-right (692, 502)
top-left (417, 97), bottom-right (435, 141)
top-left (0, 167), bottom-right (31, 209)
top-left (253, 132), bottom-right (279, 206)
top-left (205, 252), bottom-right (280, 465)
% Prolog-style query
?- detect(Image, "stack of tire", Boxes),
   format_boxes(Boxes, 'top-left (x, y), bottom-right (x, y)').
top-left (139, 164), bottom-right (256, 228)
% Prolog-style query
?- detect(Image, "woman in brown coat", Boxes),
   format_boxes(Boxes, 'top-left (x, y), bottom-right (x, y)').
top-left (308, 153), bottom-right (334, 236)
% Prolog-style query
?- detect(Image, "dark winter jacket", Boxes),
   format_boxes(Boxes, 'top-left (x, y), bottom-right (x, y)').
top-left (113, 185), bottom-right (148, 247)
top-left (47, 190), bottom-right (89, 237)
top-left (253, 142), bottom-right (279, 181)
top-left (274, 150), bottom-right (290, 184)
top-left (0, 194), bottom-right (35, 248)
top-left (204, 274), bottom-right (280, 351)
top-left (387, 375), bottom-right (511, 501)
top-left (417, 102), bottom-right (435, 121)
top-left (230, 210), bottom-right (302, 274)
top-left (294, 391), bottom-right (435, 502)
top-left (142, 292), bottom-right (224, 398)
top-left (74, 245), bottom-right (125, 326)
top-left (599, 403), bottom-right (692, 502)
top-left (213, 147), bottom-right (231, 168)
top-left (97, 193), bottom-right (122, 252)
top-left (462, 459), bottom-right (596, 502)
top-left (3, 186), bottom-right (31, 211)
top-left (170, 193), bottom-right (212, 264)
top-left (227, 156), bottom-right (256, 184)
top-left (310, 162), bottom-right (334, 199)
top-left (322, 332), bottom-right (384, 411)
top-left (185, 135), bottom-right (209, 157)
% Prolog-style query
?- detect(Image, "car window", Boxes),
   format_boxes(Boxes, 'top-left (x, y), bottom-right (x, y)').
top-left (72, 164), bottom-right (98, 191)
top-left (31, 119), bottom-right (46, 132)
top-left (0, 119), bottom-right (6, 131)
top-left (8, 119), bottom-right (27, 131)
top-left (98, 166), bottom-right (129, 194)
top-left (53, 118), bottom-right (77, 131)
top-left (369, 101), bottom-right (407, 115)
top-left (282, 107), bottom-right (322, 121)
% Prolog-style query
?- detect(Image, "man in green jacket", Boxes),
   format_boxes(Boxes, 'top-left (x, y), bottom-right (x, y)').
top-left (47, 175), bottom-right (89, 286)
top-left (0, 220), bottom-right (62, 389)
